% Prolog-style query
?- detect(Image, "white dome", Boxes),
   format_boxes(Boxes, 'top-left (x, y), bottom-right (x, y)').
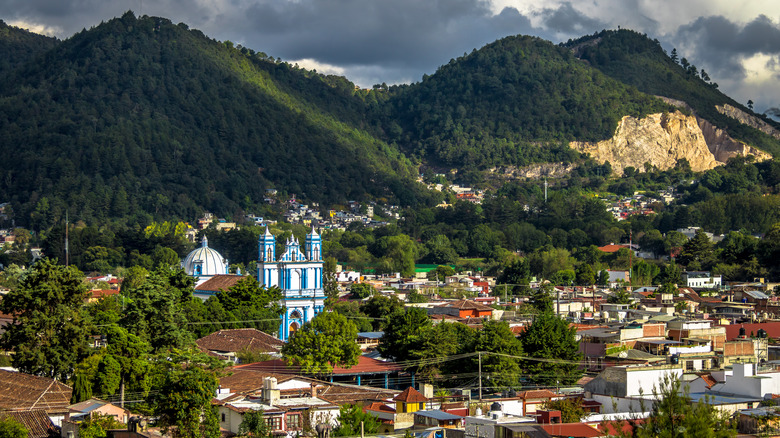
top-left (182, 236), bottom-right (228, 277)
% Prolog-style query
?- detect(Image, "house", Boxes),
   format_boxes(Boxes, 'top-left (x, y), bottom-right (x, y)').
top-left (356, 332), bottom-right (383, 351)
top-left (681, 271), bottom-right (722, 289)
top-left (0, 410), bottom-right (55, 438)
top-left (0, 369), bottom-right (72, 426)
top-left (196, 328), bottom-right (284, 363)
top-left (192, 274), bottom-right (247, 300)
top-left (583, 364), bottom-right (683, 414)
top-left (413, 410), bottom-right (463, 429)
top-left (61, 399), bottom-right (132, 437)
top-left (66, 399), bottom-right (130, 423)
top-left (517, 390), bottom-right (559, 416)
top-left (216, 377), bottom-right (340, 437)
top-left (236, 356), bottom-right (403, 388)
top-left (428, 299), bottom-right (494, 320)
top-left (394, 386), bottom-right (428, 414)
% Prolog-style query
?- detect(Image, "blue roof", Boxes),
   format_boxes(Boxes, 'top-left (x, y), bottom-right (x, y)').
top-left (358, 332), bottom-right (384, 339)
top-left (415, 410), bottom-right (463, 421)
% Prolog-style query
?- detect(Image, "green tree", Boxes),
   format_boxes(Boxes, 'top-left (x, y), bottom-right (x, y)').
top-left (475, 320), bottom-right (523, 389)
top-left (238, 410), bottom-right (269, 437)
top-left (377, 307), bottom-right (433, 363)
top-left (323, 257), bottom-right (340, 303)
top-left (349, 282), bottom-right (376, 299)
top-left (678, 229), bottom-right (715, 269)
top-left (0, 258), bottom-right (91, 380)
top-left (0, 416), bottom-right (27, 438)
top-left (281, 312), bottom-right (361, 376)
top-left (360, 295), bottom-right (404, 331)
top-left (542, 398), bottom-right (587, 423)
top-left (121, 267), bottom-right (193, 351)
top-left (333, 403), bottom-right (379, 437)
top-left (71, 372), bottom-right (93, 404)
top-left (635, 374), bottom-right (735, 438)
top-left (518, 312), bottom-right (583, 386)
top-left (608, 289), bottom-right (632, 304)
top-left (79, 413), bottom-right (125, 438)
top-left (150, 349), bottom-right (222, 438)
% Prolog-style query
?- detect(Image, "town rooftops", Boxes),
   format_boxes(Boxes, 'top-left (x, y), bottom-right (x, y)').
top-left (237, 356), bottom-right (402, 376)
top-left (394, 386), bottom-right (428, 403)
top-left (196, 328), bottom-right (284, 354)
top-left (0, 369), bottom-right (72, 414)
top-left (414, 410), bottom-right (463, 420)
top-left (194, 274), bottom-right (247, 293)
top-left (435, 299), bottom-right (494, 312)
top-left (0, 410), bottom-right (54, 438)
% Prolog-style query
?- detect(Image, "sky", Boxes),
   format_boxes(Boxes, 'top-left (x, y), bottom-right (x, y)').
top-left (2, 0), bottom-right (780, 114)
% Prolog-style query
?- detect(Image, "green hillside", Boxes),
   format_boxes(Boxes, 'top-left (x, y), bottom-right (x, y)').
top-left (0, 12), bottom-right (429, 229)
top-left (384, 35), bottom-right (674, 170)
top-left (566, 29), bottom-right (780, 156)
top-left (0, 19), bottom-right (58, 77)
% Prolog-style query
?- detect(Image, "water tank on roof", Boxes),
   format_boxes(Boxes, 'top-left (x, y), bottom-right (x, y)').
top-left (739, 326), bottom-right (746, 338)
top-left (490, 402), bottom-right (502, 412)
top-left (758, 329), bottom-right (767, 339)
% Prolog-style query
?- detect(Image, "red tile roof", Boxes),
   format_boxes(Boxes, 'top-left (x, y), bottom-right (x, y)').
top-left (90, 289), bottom-right (119, 300)
top-left (236, 356), bottom-right (402, 376)
top-left (539, 423), bottom-right (603, 438)
top-left (0, 370), bottom-right (72, 414)
top-left (194, 274), bottom-right (248, 292)
top-left (364, 402), bottom-right (396, 413)
top-left (517, 389), bottom-right (558, 400)
top-left (196, 328), bottom-right (284, 354)
top-left (597, 244), bottom-right (629, 253)
top-left (394, 386), bottom-right (428, 403)
top-left (0, 410), bottom-right (55, 438)
top-left (699, 374), bottom-right (717, 389)
top-left (436, 299), bottom-right (494, 312)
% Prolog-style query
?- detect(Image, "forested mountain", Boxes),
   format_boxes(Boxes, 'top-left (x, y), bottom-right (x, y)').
top-left (0, 12), bottom-right (429, 229)
top-left (0, 20), bottom-right (58, 77)
top-left (383, 35), bottom-right (675, 170)
top-left (0, 15), bottom-right (778, 230)
top-left (566, 29), bottom-right (780, 156)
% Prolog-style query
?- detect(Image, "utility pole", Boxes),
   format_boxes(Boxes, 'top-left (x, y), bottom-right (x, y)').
top-left (65, 210), bottom-right (69, 267)
top-left (478, 351), bottom-right (482, 401)
top-left (628, 229), bottom-right (633, 291)
top-left (544, 179), bottom-right (548, 203)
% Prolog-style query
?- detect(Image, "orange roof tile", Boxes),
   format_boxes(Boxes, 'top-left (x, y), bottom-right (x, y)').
top-left (539, 423), bottom-right (602, 438)
top-left (0, 370), bottom-right (72, 414)
top-left (393, 386), bottom-right (428, 403)
top-left (196, 328), bottom-right (284, 354)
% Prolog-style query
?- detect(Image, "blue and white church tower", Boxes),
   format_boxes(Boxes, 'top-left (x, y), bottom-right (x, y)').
top-left (257, 226), bottom-right (325, 341)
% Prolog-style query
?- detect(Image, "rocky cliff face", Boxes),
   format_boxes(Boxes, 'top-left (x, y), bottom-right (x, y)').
top-left (569, 110), bottom-right (770, 175)
top-left (716, 104), bottom-right (780, 140)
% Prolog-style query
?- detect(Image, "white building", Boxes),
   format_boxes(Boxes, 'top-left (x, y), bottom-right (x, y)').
top-left (181, 236), bottom-right (229, 285)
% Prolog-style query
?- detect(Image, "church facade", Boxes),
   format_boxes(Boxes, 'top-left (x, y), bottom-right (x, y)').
top-left (257, 227), bottom-right (326, 341)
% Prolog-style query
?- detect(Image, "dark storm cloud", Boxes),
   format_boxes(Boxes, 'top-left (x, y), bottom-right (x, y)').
top-left (676, 14), bottom-right (780, 79)
top-left (538, 1), bottom-right (604, 34)
top-left (227, 0), bottom-right (537, 71)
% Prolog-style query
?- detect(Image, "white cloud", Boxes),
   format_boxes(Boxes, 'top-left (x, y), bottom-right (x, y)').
top-left (7, 19), bottom-right (62, 37)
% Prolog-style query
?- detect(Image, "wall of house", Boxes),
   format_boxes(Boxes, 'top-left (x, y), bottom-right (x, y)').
top-left (590, 395), bottom-right (651, 414)
top-left (218, 407), bottom-right (246, 434)
top-left (643, 324), bottom-right (666, 338)
top-left (625, 367), bottom-right (683, 397)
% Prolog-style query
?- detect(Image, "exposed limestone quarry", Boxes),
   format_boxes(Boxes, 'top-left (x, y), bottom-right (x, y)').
top-left (569, 110), bottom-right (770, 175)
top-left (716, 104), bottom-right (780, 140)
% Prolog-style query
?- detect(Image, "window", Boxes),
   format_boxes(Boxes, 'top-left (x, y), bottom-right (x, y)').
top-left (287, 414), bottom-right (301, 429)
top-left (266, 417), bottom-right (282, 430)
top-left (221, 413), bottom-right (226, 422)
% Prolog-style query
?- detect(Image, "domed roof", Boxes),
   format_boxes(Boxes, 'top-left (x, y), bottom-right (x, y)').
top-left (182, 236), bottom-right (228, 277)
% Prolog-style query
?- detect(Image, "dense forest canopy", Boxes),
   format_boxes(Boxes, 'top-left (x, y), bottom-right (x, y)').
top-left (0, 14), bottom-right (778, 235)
